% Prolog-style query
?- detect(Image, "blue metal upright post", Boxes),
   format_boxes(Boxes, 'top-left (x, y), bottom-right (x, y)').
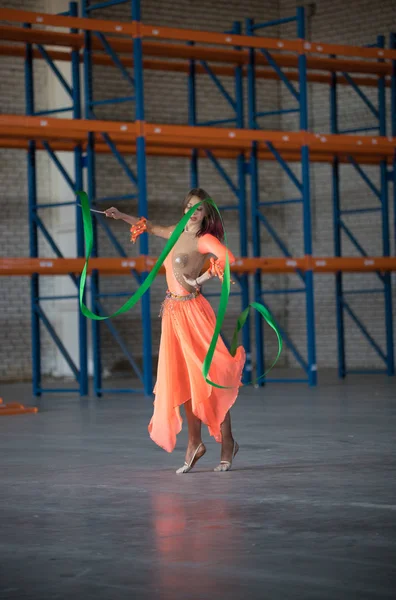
top-left (132, 0), bottom-right (153, 395)
top-left (70, 1), bottom-right (88, 395)
top-left (246, 9), bottom-right (316, 385)
top-left (82, 0), bottom-right (102, 395)
top-left (297, 6), bottom-right (317, 386)
top-left (25, 23), bottom-right (41, 396)
top-left (390, 33), bottom-right (396, 255)
top-left (233, 21), bottom-right (251, 381)
top-left (391, 33), bottom-right (396, 253)
top-left (188, 41), bottom-right (199, 188)
top-left (330, 59), bottom-right (346, 378)
top-left (330, 33), bottom-right (394, 378)
top-left (82, 0), bottom-right (152, 396)
top-left (377, 35), bottom-right (394, 375)
top-left (246, 18), bottom-right (264, 382)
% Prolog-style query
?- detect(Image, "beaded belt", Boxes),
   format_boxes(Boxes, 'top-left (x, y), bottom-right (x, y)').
top-left (159, 288), bottom-right (200, 317)
top-left (165, 288), bottom-right (200, 301)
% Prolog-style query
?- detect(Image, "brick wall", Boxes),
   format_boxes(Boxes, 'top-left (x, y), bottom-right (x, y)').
top-left (0, 0), bottom-right (394, 382)
top-left (279, 0), bottom-right (395, 370)
top-left (88, 0), bottom-right (282, 376)
top-left (0, 0), bottom-right (56, 381)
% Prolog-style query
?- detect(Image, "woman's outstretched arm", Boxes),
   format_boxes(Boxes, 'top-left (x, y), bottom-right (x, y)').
top-left (104, 207), bottom-right (174, 240)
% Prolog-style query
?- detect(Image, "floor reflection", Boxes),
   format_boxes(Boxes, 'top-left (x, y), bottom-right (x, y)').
top-left (150, 489), bottom-right (242, 595)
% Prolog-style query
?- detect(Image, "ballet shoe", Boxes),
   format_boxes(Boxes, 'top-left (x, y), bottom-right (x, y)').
top-left (214, 441), bottom-right (239, 472)
top-left (176, 442), bottom-right (206, 474)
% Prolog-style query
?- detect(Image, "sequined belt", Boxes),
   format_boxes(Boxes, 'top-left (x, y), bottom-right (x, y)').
top-left (159, 288), bottom-right (200, 317)
top-left (165, 288), bottom-right (200, 301)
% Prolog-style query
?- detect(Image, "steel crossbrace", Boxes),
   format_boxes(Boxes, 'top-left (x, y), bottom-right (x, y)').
top-left (256, 212), bottom-right (305, 284)
top-left (347, 156), bottom-right (381, 199)
top-left (36, 305), bottom-right (80, 379)
top-left (343, 300), bottom-right (387, 362)
top-left (94, 31), bottom-right (136, 87)
top-left (86, 0), bottom-right (130, 11)
top-left (204, 151), bottom-right (239, 196)
top-left (199, 60), bottom-right (237, 112)
top-left (341, 72), bottom-right (380, 119)
top-left (42, 141), bottom-right (76, 193)
top-left (260, 299), bottom-right (308, 372)
top-left (96, 299), bottom-right (143, 381)
top-left (35, 215), bottom-right (79, 287)
top-left (259, 48), bottom-right (300, 101)
top-left (96, 215), bottom-right (141, 285)
top-left (252, 16), bottom-right (297, 30)
top-left (36, 44), bottom-right (73, 98)
top-left (265, 142), bottom-right (303, 192)
top-left (340, 221), bottom-right (385, 284)
top-left (96, 194), bottom-right (138, 203)
top-left (91, 96), bottom-right (136, 107)
top-left (99, 131), bottom-right (138, 185)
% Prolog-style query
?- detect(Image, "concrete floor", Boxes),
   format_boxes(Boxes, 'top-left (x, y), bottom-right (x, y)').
top-left (0, 372), bottom-right (395, 600)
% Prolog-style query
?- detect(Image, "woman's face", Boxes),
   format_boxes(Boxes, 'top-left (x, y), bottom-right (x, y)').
top-left (184, 195), bottom-right (206, 227)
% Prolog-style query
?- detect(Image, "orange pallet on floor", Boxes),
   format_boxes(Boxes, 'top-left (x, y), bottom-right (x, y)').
top-left (0, 397), bottom-right (38, 416)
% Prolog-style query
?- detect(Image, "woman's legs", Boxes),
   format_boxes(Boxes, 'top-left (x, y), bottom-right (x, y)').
top-left (220, 411), bottom-right (235, 457)
top-left (183, 400), bottom-right (206, 463)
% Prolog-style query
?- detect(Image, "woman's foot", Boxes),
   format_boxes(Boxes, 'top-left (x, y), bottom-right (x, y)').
top-left (176, 442), bottom-right (206, 474)
top-left (214, 439), bottom-right (239, 472)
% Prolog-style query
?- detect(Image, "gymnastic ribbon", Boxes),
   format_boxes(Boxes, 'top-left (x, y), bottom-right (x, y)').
top-left (77, 191), bottom-right (282, 388)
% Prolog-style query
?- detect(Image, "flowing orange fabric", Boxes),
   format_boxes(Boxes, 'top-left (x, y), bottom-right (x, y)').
top-left (148, 233), bottom-right (245, 453)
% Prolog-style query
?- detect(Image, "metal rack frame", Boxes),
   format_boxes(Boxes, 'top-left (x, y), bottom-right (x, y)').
top-left (0, 3), bottom-right (395, 395)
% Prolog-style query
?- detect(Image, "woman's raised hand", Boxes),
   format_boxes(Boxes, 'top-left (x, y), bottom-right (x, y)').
top-left (104, 207), bottom-right (122, 219)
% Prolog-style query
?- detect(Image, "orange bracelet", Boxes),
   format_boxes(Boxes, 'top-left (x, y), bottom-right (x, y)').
top-left (130, 217), bottom-right (147, 243)
top-left (209, 257), bottom-right (235, 284)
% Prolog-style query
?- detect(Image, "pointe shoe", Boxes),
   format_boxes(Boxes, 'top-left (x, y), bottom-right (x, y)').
top-left (176, 442), bottom-right (206, 474)
top-left (214, 441), bottom-right (239, 472)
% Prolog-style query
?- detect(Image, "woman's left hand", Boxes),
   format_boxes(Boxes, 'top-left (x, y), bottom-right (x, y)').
top-left (182, 274), bottom-right (198, 287)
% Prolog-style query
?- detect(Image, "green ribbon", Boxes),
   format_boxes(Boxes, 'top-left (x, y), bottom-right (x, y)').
top-left (78, 190), bottom-right (282, 388)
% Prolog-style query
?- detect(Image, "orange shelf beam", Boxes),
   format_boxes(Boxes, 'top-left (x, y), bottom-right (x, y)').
top-left (0, 115), bottom-right (394, 159)
top-left (1, 8), bottom-right (395, 62)
top-left (1, 136), bottom-right (393, 165)
top-left (0, 40), bottom-right (386, 88)
top-left (1, 257), bottom-right (396, 276)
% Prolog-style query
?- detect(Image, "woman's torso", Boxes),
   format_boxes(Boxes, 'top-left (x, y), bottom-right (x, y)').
top-left (164, 232), bottom-right (207, 295)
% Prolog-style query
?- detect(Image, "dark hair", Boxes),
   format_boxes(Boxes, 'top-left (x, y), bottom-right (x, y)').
top-left (183, 188), bottom-right (224, 241)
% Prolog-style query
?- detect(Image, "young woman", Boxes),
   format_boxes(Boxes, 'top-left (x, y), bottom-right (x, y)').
top-left (105, 188), bottom-right (245, 473)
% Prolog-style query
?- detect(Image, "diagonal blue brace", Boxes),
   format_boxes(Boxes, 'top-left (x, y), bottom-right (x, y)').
top-left (199, 61), bottom-right (237, 111)
top-left (94, 32), bottom-right (135, 87)
top-left (100, 132), bottom-right (138, 186)
top-left (96, 301), bottom-right (144, 382)
top-left (36, 305), bottom-right (80, 379)
top-left (260, 48), bottom-right (300, 101)
top-left (204, 150), bottom-right (239, 196)
top-left (42, 141), bottom-right (76, 193)
top-left (36, 45), bottom-right (73, 98)
top-left (341, 72), bottom-right (379, 119)
top-left (257, 211), bottom-right (305, 284)
top-left (266, 142), bottom-right (303, 192)
top-left (340, 221), bottom-right (385, 284)
top-left (257, 212), bottom-right (292, 257)
top-left (343, 301), bottom-right (387, 362)
top-left (96, 216), bottom-right (141, 285)
top-left (347, 156), bottom-right (381, 200)
top-left (260, 301), bottom-right (308, 372)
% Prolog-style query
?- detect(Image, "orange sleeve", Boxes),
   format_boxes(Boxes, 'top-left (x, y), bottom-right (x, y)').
top-left (197, 234), bottom-right (236, 267)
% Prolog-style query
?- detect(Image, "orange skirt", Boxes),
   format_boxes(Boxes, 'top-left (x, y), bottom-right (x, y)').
top-left (148, 293), bottom-right (245, 453)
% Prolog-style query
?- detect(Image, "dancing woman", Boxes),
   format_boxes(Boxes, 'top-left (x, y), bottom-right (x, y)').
top-left (105, 188), bottom-right (245, 473)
